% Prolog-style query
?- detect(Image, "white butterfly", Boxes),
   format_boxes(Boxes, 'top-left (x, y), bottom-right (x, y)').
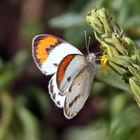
top-left (32, 34), bottom-right (96, 119)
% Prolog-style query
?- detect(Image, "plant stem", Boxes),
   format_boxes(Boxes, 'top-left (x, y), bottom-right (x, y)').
top-left (86, 8), bottom-right (140, 107)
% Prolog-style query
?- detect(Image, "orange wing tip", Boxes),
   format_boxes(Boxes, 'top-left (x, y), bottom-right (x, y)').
top-left (36, 36), bottom-right (57, 49)
top-left (32, 34), bottom-right (62, 66)
top-left (101, 55), bottom-right (109, 76)
top-left (39, 36), bottom-right (58, 45)
top-left (36, 48), bottom-right (46, 53)
top-left (37, 53), bottom-right (48, 59)
top-left (38, 37), bottom-right (58, 49)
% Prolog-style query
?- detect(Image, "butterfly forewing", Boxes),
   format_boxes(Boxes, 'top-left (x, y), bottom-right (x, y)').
top-left (56, 54), bottom-right (87, 94)
top-left (32, 34), bottom-right (82, 75)
top-left (64, 62), bottom-right (96, 119)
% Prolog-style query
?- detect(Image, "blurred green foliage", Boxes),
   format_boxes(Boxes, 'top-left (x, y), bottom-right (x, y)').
top-left (0, 0), bottom-right (140, 140)
top-left (64, 106), bottom-right (140, 140)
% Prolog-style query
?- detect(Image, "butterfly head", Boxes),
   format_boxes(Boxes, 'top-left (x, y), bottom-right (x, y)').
top-left (86, 53), bottom-right (96, 63)
top-left (84, 31), bottom-right (96, 64)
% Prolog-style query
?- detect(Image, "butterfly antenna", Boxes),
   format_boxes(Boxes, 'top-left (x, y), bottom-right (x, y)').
top-left (84, 30), bottom-right (90, 54)
top-left (87, 36), bottom-right (91, 54)
top-left (95, 56), bottom-right (102, 61)
top-left (94, 51), bottom-right (103, 57)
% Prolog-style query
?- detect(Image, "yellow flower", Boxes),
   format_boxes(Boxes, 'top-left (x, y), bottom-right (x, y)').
top-left (101, 55), bottom-right (109, 76)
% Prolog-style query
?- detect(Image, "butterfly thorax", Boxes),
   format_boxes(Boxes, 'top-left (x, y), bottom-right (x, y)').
top-left (86, 53), bottom-right (96, 63)
top-left (85, 53), bottom-right (96, 73)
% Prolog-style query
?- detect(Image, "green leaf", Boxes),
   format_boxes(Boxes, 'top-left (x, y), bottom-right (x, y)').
top-left (11, 51), bottom-right (30, 76)
top-left (15, 100), bottom-right (40, 140)
top-left (49, 13), bottom-right (83, 29)
top-left (109, 105), bottom-right (140, 140)
top-left (109, 94), bottom-right (128, 118)
top-left (95, 65), bottom-right (130, 92)
top-left (64, 24), bottom-right (94, 47)
top-left (91, 82), bottom-right (106, 95)
top-left (125, 15), bottom-right (140, 28)
top-left (21, 87), bottom-right (50, 116)
top-left (0, 71), bottom-right (15, 89)
top-left (0, 51), bottom-right (30, 90)
top-left (0, 93), bottom-right (13, 140)
top-left (128, 127), bottom-right (140, 140)
top-left (129, 78), bottom-right (140, 107)
top-left (64, 121), bottom-right (108, 140)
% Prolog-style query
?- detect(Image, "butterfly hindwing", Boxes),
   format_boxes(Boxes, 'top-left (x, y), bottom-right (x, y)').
top-left (56, 54), bottom-right (87, 94)
top-left (32, 34), bottom-right (82, 75)
top-left (48, 74), bottom-right (66, 108)
top-left (63, 63), bottom-right (96, 119)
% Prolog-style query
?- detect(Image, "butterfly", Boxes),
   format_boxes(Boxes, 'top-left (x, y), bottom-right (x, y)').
top-left (32, 34), bottom-right (96, 119)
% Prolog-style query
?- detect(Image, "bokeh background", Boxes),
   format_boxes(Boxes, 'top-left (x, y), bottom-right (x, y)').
top-left (0, 0), bottom-right (140, 140)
